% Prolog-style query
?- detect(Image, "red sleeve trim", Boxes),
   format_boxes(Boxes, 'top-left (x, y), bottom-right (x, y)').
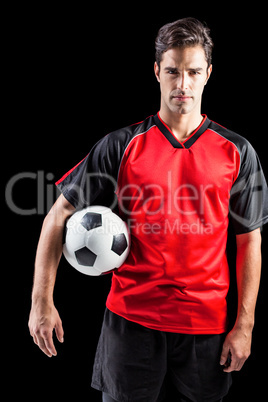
top-left (55, 154), bottom-right (89, 186)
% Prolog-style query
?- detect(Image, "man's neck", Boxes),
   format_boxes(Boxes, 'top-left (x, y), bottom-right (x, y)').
top-left (159, 108), bottom-right (203, 142)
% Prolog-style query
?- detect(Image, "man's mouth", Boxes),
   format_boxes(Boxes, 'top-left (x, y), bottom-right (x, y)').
top-left (173, 95), bottom-right (192, 101)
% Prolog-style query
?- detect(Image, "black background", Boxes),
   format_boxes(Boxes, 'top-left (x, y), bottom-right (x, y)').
top-left (5, 3), bottom-right (267, 401)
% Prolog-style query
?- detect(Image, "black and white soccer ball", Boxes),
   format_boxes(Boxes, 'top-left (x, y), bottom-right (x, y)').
top-left (63, 206), bottom-right (130, 276)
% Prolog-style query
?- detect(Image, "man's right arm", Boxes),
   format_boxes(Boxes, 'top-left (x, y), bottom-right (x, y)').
top-left (28, 194), bottom-right (75, 357)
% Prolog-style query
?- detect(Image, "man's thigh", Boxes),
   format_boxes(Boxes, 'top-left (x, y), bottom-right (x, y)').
top-left (92, 309), bottom-right (167, 402)
top-left (167, 333), bottom-right (231, 401)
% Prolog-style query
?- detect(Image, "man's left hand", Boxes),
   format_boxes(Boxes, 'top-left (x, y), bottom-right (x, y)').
top-left (220, 326), bottom-right (252, 372)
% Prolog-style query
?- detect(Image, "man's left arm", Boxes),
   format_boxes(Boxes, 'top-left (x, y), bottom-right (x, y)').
top-left (220, 228), bottom-right (262, 373)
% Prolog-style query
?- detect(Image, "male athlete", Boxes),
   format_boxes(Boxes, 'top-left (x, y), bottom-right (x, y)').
top-left (29, 18), bottom-right (268, 402)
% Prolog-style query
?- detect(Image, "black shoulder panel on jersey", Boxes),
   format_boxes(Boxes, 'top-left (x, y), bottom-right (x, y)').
top-left (208, 120), bottom-right (268, 233)
top-left (56, 115), bottom-right (156, 209)
top-left (208, 120), bottom-right (249, 160)
top-left (89, 115), bottom-right (156, 190)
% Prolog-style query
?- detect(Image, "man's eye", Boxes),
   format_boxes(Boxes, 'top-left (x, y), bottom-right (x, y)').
top-left (189, 71), bottom-right (200, 75)
top-left (168, 70), bottom-right (177, 74)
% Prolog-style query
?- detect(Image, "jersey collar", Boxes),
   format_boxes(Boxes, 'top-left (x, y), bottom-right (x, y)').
top-left (154, 113), bottom-right (211, 149)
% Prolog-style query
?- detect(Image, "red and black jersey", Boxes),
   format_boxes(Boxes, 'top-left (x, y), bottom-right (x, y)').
top-left (56, 114), bottom-right (268, 334)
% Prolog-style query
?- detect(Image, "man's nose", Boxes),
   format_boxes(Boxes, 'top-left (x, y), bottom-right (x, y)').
top-left (177, 72), bottom-right (189, 91)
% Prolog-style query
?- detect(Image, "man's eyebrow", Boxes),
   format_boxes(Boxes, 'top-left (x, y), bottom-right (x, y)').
top-left (164, 66), bottom-right (178, 71)
top-left (164, 66), bottom-right (204, 72)
top-left (187, 67), bottom-right (203, 72)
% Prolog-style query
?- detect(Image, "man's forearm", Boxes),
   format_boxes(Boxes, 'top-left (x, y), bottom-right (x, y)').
top-left (235, 228), bottom-right (262, 330)
top-left (220, 228), bottom-right (262, 372)
top-left (32, 213), bottom-right (65, 303)
top-left (220, 229), bottom-right (261, 372)
top-left (31, 194), bottom-right (75, 303)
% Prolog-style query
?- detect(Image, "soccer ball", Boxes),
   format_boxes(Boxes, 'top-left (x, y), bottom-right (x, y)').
top-left (63, 205), bottom-right (130, 276)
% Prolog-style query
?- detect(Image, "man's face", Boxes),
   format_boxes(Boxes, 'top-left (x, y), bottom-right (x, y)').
top-left (154, 46), bottom-right (212, 116)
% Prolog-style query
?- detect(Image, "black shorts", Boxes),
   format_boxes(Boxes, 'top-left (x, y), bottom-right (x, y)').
top-left (91, 309), bottom-right (232, 402)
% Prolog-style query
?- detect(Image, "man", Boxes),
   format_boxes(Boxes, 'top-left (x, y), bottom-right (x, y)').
top-left (29, 18), bottom-right (268, 402)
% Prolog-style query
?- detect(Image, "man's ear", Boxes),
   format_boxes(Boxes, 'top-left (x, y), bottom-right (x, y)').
top-left (205, 64), bottom-right (212, 85)
top-left (154, 61), bottom-right (161, 83)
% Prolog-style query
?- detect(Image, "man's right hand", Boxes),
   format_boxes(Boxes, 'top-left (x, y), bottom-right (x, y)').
top-left (28, 301), bottom-right (64, 357)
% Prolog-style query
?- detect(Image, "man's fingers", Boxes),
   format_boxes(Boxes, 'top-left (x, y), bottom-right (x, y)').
top-left (222, 354), bottom-right (234, 373)
top-left (42, 330), bottom-right (57, 357)
top-left (220, 342), bottom-right (230, 366)
top-left (31, 327), bottom-right (57, 357)
top-left (35, 333), bottom-right (53, 357)
top-left (32, 333), bottom-right (38, 346)
top-left (55, 320), bottom-right (64, 343)
top-left (29, 304), bottom-right (64, 357)
top-left (223, 352), bottom-right (246, 373)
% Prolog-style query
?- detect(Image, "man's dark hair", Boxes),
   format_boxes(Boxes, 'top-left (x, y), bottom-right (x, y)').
top-left (155, 17), bottom-right (213, 69)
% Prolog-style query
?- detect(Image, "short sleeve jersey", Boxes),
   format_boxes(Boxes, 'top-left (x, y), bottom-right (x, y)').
top-left (56, 114), bottom-right (268, 334)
